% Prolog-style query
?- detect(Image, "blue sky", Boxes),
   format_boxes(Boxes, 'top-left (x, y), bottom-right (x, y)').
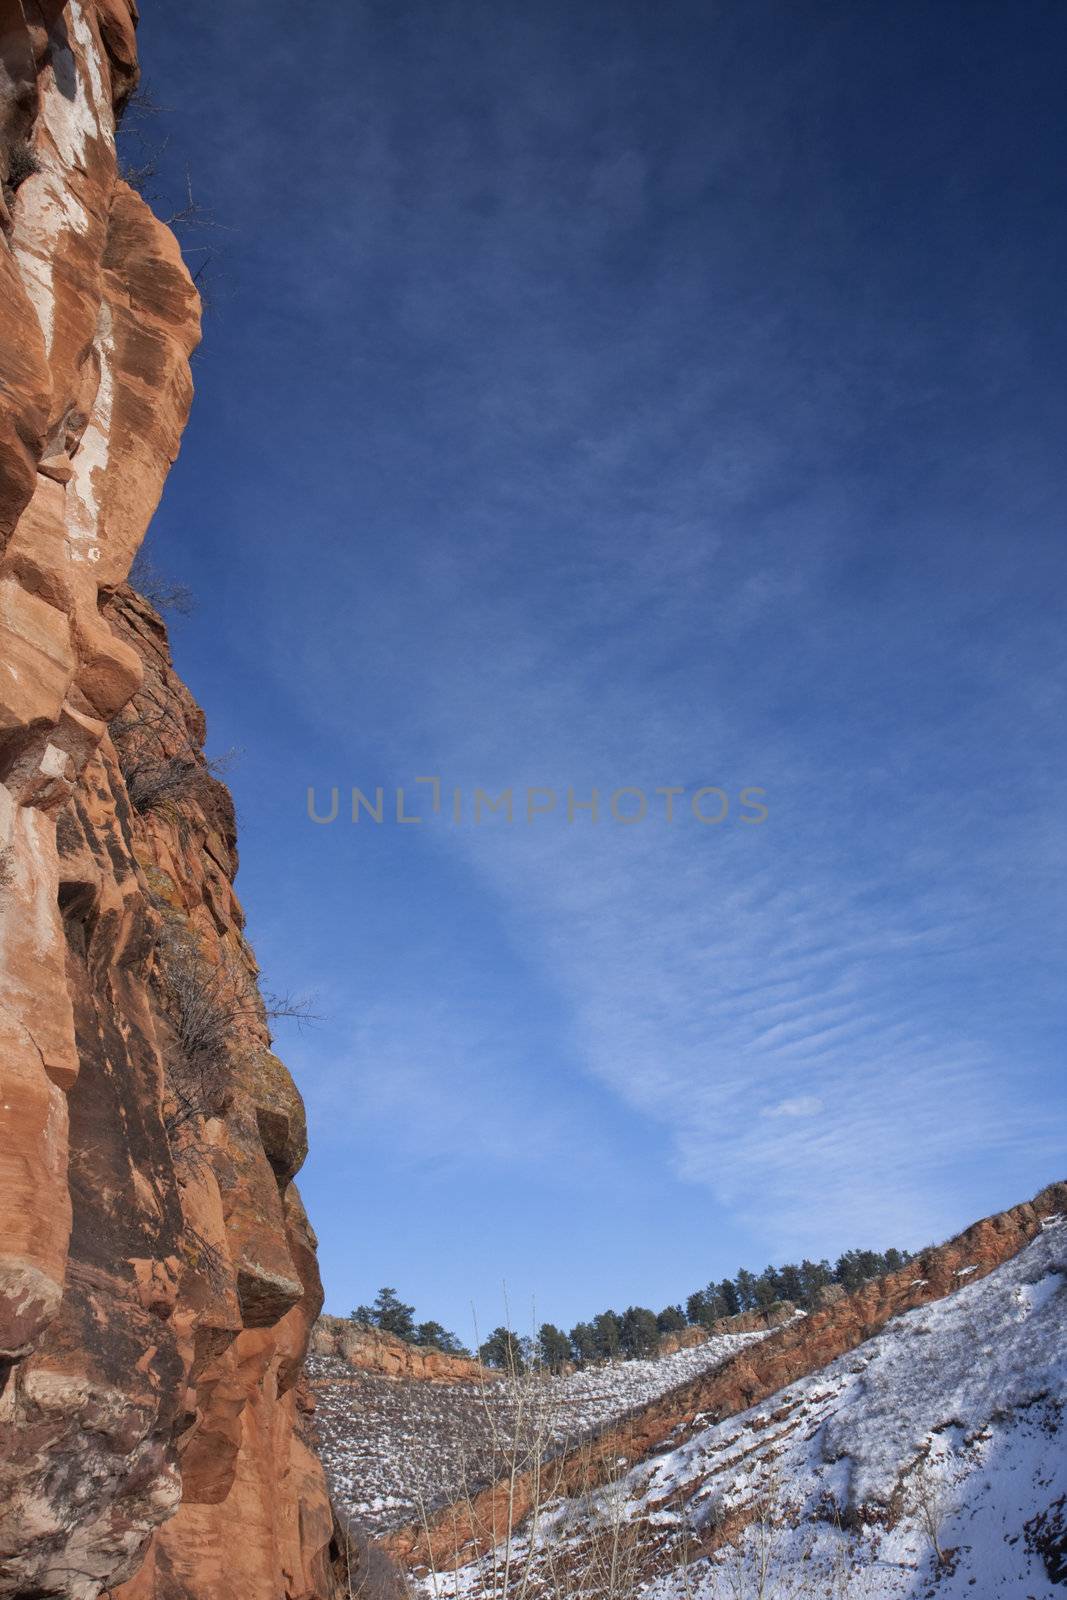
top-left (131, 0), bottom-right (1066, 1342)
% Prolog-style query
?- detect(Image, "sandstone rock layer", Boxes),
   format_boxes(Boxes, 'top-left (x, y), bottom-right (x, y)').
top-left (311, 1318), bottom-right (492, 1385)
top-left (0, 6), bottom-right (337, 1597)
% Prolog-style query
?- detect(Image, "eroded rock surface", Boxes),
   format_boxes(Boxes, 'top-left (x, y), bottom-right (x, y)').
top-left (0, 6), bottom-right (337, 1597)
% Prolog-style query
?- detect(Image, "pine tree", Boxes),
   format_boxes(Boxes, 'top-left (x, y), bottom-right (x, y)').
top-left (352, 1287), bottom-right (417, 1341)
top-left (620, 1306), bottom-right (659, 1360)
top-left (657, 1304), bottom-right (687, 1334)
top-left (538, 1322), bottom-right (572, 1373)
top-left (734, 1267), bottom-right (759, 1313)
top-left (414, 1320), bottom-right (468, 1354)
top-left (569, 1321), bottom-right (598, 1367)
top-left (715, 1278), bottom-right (738, 1316)
top-left (369, 1287), bottom-right (416, 1340)
top-left (753, 1266), bottom-right (782, 1310)
top-left (593, 1309), bottom-right (623, 1360)
top-left (776, 1262), bottom-right (804, 1303)
top-left (686, 1289), bottom-right (709, 1326)
top-left (479, 1326), bottom-right (525, 1371)
top-left (798, 1258), bottom-right (833, 1306)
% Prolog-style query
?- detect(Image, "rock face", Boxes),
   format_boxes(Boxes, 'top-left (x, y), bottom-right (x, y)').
top-left (0, 7), bottom-right (337, 1597)
top-left (310, 1317), bottom-right (491, 1385)
top-left (658, 1301), bottom-right (797, 1354)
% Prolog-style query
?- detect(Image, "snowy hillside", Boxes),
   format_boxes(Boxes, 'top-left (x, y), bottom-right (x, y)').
top-left (310, 1328), bottom-right (768, 1531)
top-left (425, 1213), bottom-right (1067, 1598)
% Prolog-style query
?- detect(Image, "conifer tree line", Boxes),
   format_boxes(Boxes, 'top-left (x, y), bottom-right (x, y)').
top-left (349, 1241), bottom-right (910, 1370)
top-left (349, 1288), bottom-right (469, 1355)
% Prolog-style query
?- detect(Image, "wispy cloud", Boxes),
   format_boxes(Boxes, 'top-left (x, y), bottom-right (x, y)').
top-left (150, 0), bottom-right (1067, 1307)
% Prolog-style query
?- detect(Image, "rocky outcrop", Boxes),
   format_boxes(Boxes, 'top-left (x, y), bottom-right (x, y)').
top-left (0, 6), bottom-right (337, 1597)
top-left (388, 1182), bottom-right (1067, 1569)
top-left (658, 1301), bottom-right (797, 1355)
top-left (311, 1317), bottom-right (491, 1385)
top-left (655, 1325), bottom-right (710, 1356)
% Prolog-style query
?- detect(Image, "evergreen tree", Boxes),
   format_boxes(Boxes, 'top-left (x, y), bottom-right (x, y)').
top-left (776, 1262), bottom-right (804, 1303)
top-left (657, 1305), bottom-right (687, 1334)
top-left (593, 1309), bottom-right (623, 1360)
top-left (352, 1287), bottom-right (417, 1341)
top-left (855, 1249), bottom-right (885, 1280)
top-left (835, 1250), bottom-right (874, 1291)
top-left (478, 1326), bottom-right (525, 1371)
top-left (798, 1258), bottom-right (833, 1307)
top-left (414, 1320), bottom-right (467, 1354)
top-left (734, 1267), bottom-right (759, 1313)
top-left (718, 1278), bottom-right (741, 1316)
top-left (620, 1306), bottom-right (659, 1360)
top-left (753, 1266), bottom-right (782, 1311)
top-left (538, 1323), bottom-right (572, 1373)
top-left (686, 1289), bottom-right (709, 1326)
top-left (569, 1321), bottom-right (598, 1367)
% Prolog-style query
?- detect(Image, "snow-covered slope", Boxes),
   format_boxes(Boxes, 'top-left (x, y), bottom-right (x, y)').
top-left (310, 1328), bottom-right (768, 1531)
top-left (428, 1214), bottom-right (1067, 1598)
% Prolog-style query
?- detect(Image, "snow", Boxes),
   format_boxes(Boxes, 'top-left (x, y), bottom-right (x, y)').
top-left (310, 1328), bottom-right (768, 1532)
top-left (423, 1220), bottom-right (1067, 1598)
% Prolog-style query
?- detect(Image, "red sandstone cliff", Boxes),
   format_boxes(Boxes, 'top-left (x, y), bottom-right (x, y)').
top-left (0, 6), bottom-right (337, 1596)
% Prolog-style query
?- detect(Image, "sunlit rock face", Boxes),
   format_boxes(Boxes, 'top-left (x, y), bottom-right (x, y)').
top-left (311, 1318), bottom-right (494, 1385)
top-left (0, 7), bottom-right (337, 1597)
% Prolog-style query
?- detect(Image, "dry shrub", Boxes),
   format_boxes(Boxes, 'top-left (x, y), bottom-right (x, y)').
top-left (3, 138), bottom-right (39, 200)
top-left (416, 1340), bottom-right (653, 1600)
top-left (334, 1520), bottom-right (413, 1600)
top-left (128, 550), bottom-right (194, 615)
top-left (155, 922), bottom-right (312, 1166)
top-left (109, 674), bottom-right (239, 818)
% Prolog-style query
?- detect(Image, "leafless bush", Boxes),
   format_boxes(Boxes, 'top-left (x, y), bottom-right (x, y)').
top-left (908, 1457), bottom-right (949, 1569)
top-left (116, 83), bottom-right (165, 129)
top-left (0, 845), bottom-right (13, 892)
top-left (551, 1446), bottom-right (644, 1600)
top-left (417, 1327), bottom-right (572, 1600)
top-left (128, 550), bottom-right (194, 615)
top-left (118, 153), bottom-right (161, 193)
top-left (163, 170), bottom-right (219, 233)
top-left (156, 926), bottom-right (239, 1156)
top-left (156, 922), bottom-right (315, 1168)
top-left (711, 1462), bottom-right (782, 1600)
top-left (414, 1322), bottom-right (686, 1600)
top-left (110, 698), bottom-right (231, 815)
top-left (335, 1521), bottom-right (413, 1600)
top-left (178, 1222), bottom-right (230, 1292)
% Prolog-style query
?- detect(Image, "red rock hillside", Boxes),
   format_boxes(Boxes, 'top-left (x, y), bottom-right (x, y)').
top-left (0, 5), bottom-right (338, 1597)
top-left (387, 1181), bottom-right (1067, 1570)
